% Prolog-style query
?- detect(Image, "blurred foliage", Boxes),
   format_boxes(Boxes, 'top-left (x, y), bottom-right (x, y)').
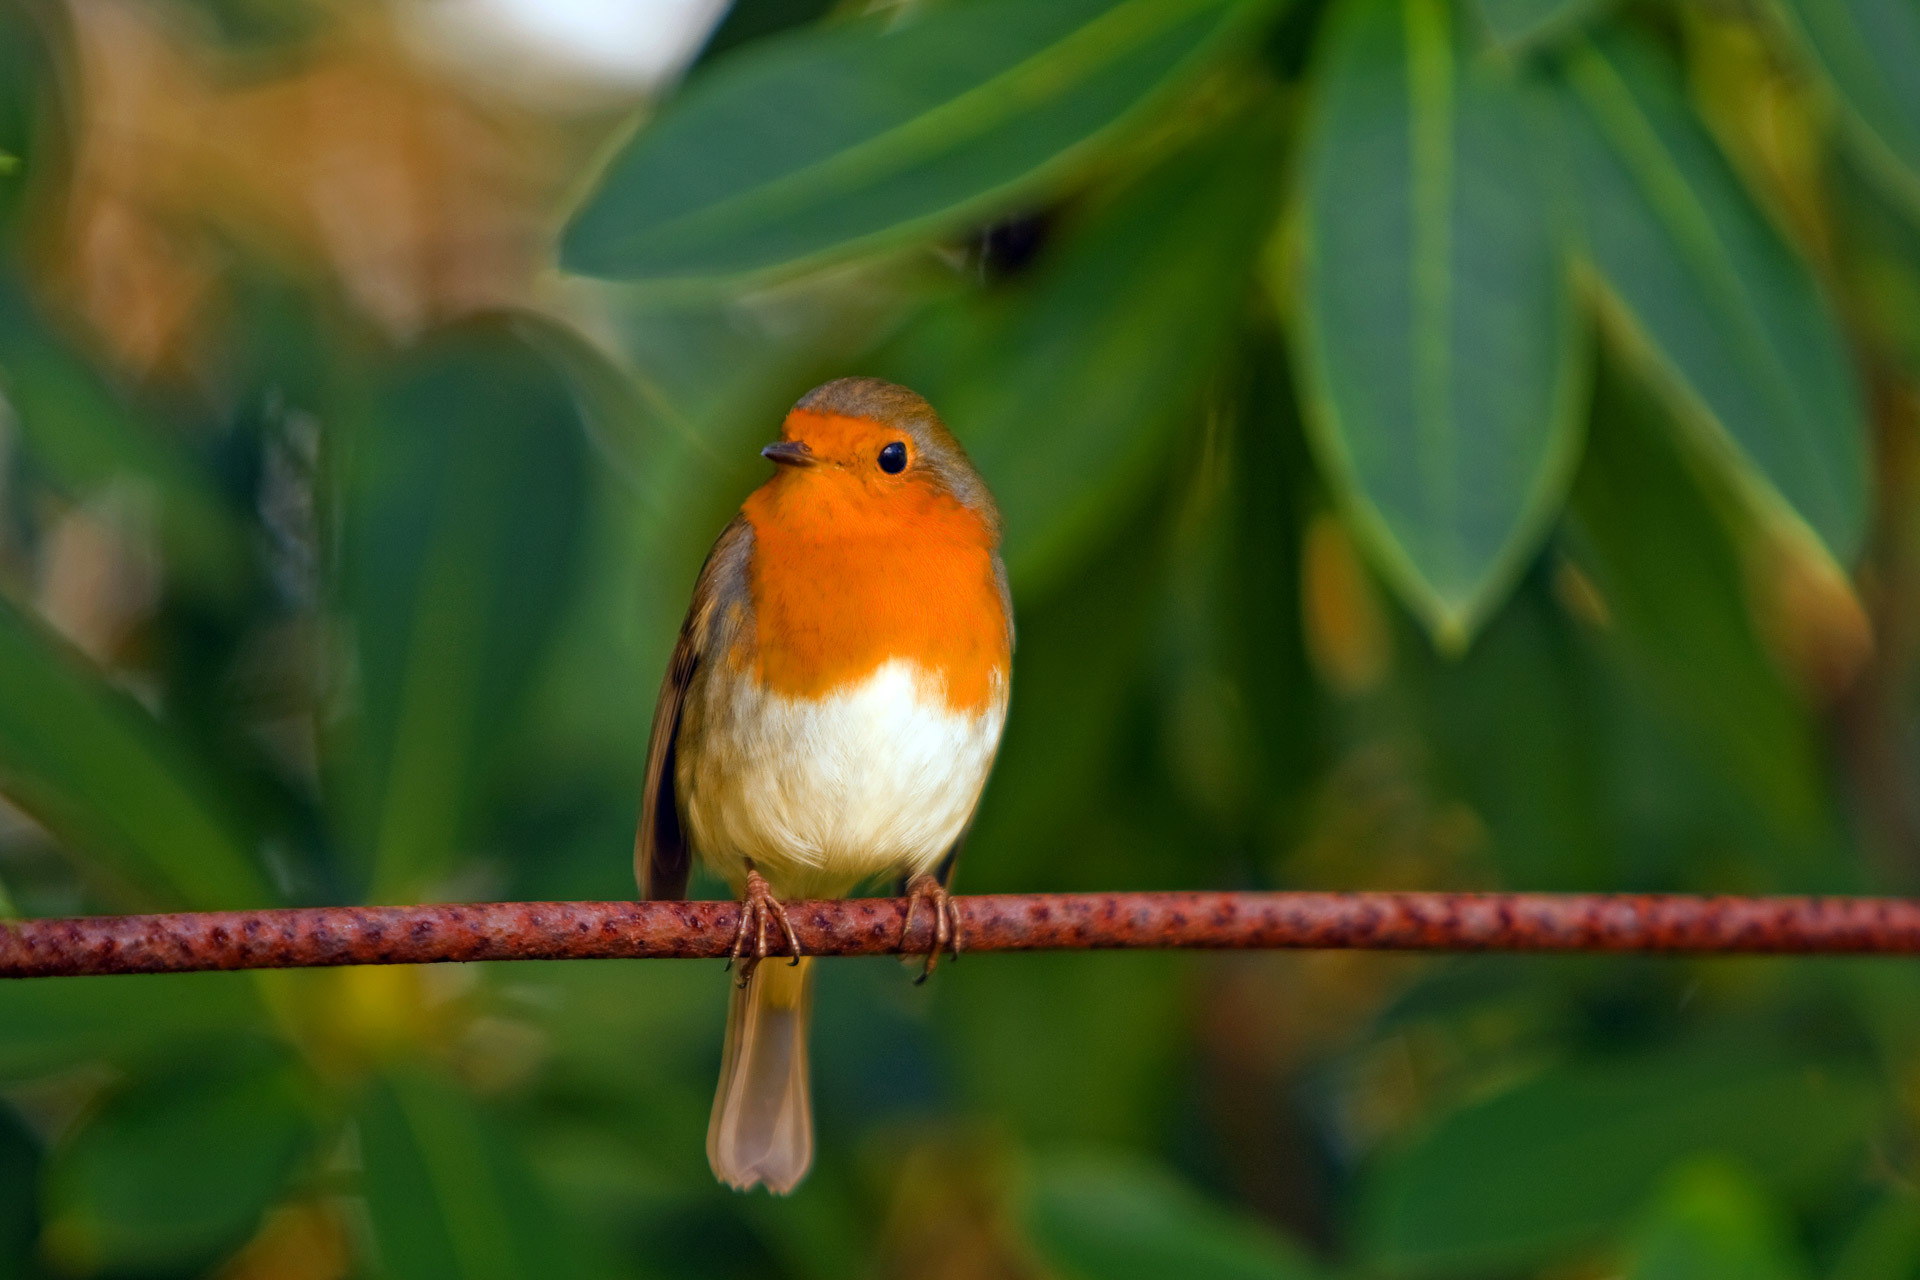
top-left (0, 0), bottom-right (1917, 1276)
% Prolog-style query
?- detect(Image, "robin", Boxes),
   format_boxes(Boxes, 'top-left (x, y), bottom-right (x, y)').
top-left (635, 377), bottom-right (1013, 1194)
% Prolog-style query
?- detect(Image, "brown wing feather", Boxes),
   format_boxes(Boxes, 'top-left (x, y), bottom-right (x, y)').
top-left (636, 515), bottom-right (754, 900)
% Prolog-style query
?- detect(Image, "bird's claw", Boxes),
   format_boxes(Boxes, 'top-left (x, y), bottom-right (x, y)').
top-left (902, 873), bottom-right (963, 984)
top-left (728, 867), bottom-right (801, 985)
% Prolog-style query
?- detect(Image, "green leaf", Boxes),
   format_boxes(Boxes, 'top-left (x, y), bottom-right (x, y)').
top-left (42, 1040), bottom-right (315, 1275)
top-left (0, 279), bottom-right (253, 595)
top-left (1469, 0), bottom-right (1606, 52)
top-left (1420, 574), bottom-right (1615, 889)
top-left (1358, 1047), bottom-right (1883, 1278)
top-left (338, 315), bottom-right (590, 901)
top-left (0, 1106), bottom-right (40, 1280)
top-left (358, 1068), bottom-right (580, 1280)
top-left (0, 973), bottom-right (261, 1081)
top-left (945, 952), bottom-right (1187, 1144)
top-left (561, 0), bottom-right (1263, 282)
top-left (0, 592), bottom-right (269, 907)
top-left (1830, 1193), bottom-right (1920, 1280)
top-left (1294, 0), bottom-right (1584, 647)
top-left (1569, 364), bottom-right (1839, 877)
top-left (0, 3), bottom-right (55, 235)
top-left (878, 111), bottom-right (1286, 594)
top-left (1627, 1163), bottom-right (1809, 1280)
top-left (1026, 1151), bottom-right (1324, 1280)
top-left (1553, 36), bottom-right (1870, 565)
top-left (1773, 0), bottom-right (1920, 220)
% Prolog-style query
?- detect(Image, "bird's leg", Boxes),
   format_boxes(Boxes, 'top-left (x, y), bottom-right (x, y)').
top-left (901, 872), bottom-right (964, 984)
top-left (728, 862), bottom-right (802, 985)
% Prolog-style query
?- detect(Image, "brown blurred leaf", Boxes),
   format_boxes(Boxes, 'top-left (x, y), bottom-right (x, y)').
top-left (45, 0), bottom-right (585, 375)
top-left (1300, 512), bottom-right (1391, 697)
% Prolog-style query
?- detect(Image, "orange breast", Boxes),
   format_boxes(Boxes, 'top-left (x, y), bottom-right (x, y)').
top-left (739, 475), bottom-right (1009, 714)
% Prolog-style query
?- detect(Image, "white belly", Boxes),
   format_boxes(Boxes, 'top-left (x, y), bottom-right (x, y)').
top-left (677, 659), bottom-right (1007, 898)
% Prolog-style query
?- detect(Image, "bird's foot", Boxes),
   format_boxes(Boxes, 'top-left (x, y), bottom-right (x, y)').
top-left (901, 873), bottom-right (963, 984)
top-left (728, 867), bottom-right (801, 985)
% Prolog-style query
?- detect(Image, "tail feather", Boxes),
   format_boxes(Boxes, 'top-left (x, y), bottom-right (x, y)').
top-left (708, 956), bottom-right (814, 1193)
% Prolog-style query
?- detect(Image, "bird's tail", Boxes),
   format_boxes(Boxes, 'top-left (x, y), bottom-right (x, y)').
top-left (708, 956), bottom-right (814, 1194)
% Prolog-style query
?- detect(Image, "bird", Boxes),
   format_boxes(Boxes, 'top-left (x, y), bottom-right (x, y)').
top-left (635, 377), bottom-right (1013, 1195)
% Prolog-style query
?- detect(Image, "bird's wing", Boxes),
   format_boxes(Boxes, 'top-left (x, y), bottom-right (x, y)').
top-left (636, 515), bottom-right (754, 900)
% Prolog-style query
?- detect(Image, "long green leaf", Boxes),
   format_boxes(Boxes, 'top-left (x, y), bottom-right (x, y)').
top-left (1470, 0), bottom-right (1607, 52)
top-left (1570, 364), bottom-right (1841, 880)
top-left (41, 1041), bottom-right (314, 1275)
top-left (1626, 1164), bottom-right (1809, 1280)
top-left (0, 973), bottom-right (261, 1082)
top-left (358, 1069), bottom-right (580, 1280)
top-left (0, 279), bottom-right (252, 594)
top-left (1553, 36), bottom-right (1870, 565)
top-left (1359, 1047), bottom-right (1882, 1277)
top-left (0, 2), bottom-right (55, 235)
top-left (338, 315), bottom-right (590, 901)
top-left (561, 0), bottom-right (1262, 282)
top-left (1773, 0), bottom-right (1920, 220)
top-left (0, 1107), bottom-right (38, 1280)
top-left (0, 593), bottom-right (268, 908)
top-left (1027, 1152), bottom-right (1324, 1280)
top-left (1295, 0), bottom-right (1584, 647)
top-left (878, 112), bottom-right (1286, 595)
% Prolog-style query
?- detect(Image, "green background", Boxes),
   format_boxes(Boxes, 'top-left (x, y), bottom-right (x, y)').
top-left (2, 0), bottom-right (1920, 1275)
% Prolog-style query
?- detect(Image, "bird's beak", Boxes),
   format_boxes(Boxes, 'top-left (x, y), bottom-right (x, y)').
top-left (761, 440), bottom-right (816, 467)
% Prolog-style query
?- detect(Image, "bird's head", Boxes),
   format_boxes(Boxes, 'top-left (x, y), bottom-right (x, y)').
top-left (756, 377), bottom-right (1000, 543)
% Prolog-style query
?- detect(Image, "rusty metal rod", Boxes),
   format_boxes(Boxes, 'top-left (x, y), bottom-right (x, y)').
top-left (3, 893), bottom-right (1920, 978)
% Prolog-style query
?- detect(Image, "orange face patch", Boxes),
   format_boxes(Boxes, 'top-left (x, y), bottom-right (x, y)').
top-left (739, 411), bottom-right (1009, 713)
top-left (772, 410), bottom-right (918, 475)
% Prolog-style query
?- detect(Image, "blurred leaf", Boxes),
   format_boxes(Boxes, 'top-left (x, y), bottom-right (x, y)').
top-left (880, 111), bottom-right (1285, 593)
top-left (42, 1040), bottom-right (315, 1274)
top-left (1215, 335), bottom-right (1322, 803)
top-left (696, 0), bottom-right (838, 64)
top-left (944, 953), bottom-right (1186, 1144)
top-left (1772, 0), bottom-right (1920, 221)
top-left (1295, 0), bottom-right (1584, 646)
top-left (0, 1107), bottom-right (39, 1280)
top-left (1830, 148), bottom-right (1920, 376)
top-left (1358, 1047), bottom-right (1882, 1277)
top-left (174, 0), bottom-right (326, 48)
top-left (0, 592), bottom-right (270, 907)
top-left (0, 3), bottom-right (57, 235)
top-left (1026, 1151), bottom-right (1323, 1280)
top-left (1626, 1162), bottom-right (1809, 1280)
top-left (339, 315), bottom-right (590, 901)
top-left (358, 1068), bottom-right (581, 1280)
top-left (0, 973), bottom-right (261, 1081)
top-left (1469, 0), bottom-right (1605, 52)
top-left (1831, 1192), bottom-right (1920, 1280)
top-left (0, 280), bottom-right (252, 594)
top-left (960, 495), bottom-right (1169, 880)
top-left (1420, 572), bottom-right (1614, 889)
top-left (1568, 365), bottom-right (1838, 877)
top-left (1553, 36), bottom-right (1870, 565)
top-left (562, 0), bottom-right (1265, 282)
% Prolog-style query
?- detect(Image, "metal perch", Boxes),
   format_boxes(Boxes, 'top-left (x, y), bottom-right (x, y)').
top-left (4, 892), bottom-right (1920, 978)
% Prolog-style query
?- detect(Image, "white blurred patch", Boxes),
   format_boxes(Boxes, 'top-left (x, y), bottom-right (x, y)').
top-left (401, 0), bottom-right (732, 106)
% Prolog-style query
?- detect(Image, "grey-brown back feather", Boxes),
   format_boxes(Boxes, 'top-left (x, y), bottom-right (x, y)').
top-left (636, 515), bottom-right (754, 900)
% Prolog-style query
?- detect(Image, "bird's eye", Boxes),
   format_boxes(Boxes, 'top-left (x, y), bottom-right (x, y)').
top-left (878, 441), bottom-right (908, 474)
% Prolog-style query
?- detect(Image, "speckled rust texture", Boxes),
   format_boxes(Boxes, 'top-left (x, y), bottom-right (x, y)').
top-left (3, 893), bottom-right (1919, 978)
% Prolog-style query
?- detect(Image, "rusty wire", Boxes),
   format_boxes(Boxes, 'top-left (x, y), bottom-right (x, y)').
top-left (3, 892), bottom-right (1920, 978)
